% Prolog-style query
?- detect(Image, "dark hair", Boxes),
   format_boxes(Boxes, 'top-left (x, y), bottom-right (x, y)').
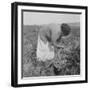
top-left (56, 23), bottom-right (71, 43)
top-left (61, 23), bottom-right (71, 36)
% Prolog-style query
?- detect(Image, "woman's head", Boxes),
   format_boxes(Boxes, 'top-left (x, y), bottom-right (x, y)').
top-left (61, 23), bottom-right (71, 37)
top-left (56, 23), bottom-right (71, 43)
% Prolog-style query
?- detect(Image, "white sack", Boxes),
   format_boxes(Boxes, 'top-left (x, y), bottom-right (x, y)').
top-left (36, 35), bottom-right (54, 61)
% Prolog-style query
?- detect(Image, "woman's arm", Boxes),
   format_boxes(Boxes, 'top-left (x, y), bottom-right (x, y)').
top-left (39, 27), bottom-right (52, 44)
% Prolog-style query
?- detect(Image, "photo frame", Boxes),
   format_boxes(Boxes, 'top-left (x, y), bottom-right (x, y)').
top-left (11, 2), bottom-right (88, 87)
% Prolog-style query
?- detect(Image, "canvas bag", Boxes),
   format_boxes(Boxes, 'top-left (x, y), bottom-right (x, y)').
top-left (36, 35), bottom-right (54, 61)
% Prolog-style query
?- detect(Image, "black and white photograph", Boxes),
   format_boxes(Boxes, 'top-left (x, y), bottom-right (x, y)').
top-left (11, 2), bottom-right (88, 87)
top-left (22, 11), bottom-right (80, 77)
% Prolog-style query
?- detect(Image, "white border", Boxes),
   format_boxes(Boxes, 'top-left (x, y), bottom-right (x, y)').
top-left (18, 5), bottom-right (86, 84)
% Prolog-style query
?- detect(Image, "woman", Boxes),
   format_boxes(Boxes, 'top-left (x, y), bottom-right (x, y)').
top-left (36, 23), bottom-right (71, 61)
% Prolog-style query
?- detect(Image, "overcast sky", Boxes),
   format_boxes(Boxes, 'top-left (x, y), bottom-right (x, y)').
top-left (23, 12), bottom-right (80, 25)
